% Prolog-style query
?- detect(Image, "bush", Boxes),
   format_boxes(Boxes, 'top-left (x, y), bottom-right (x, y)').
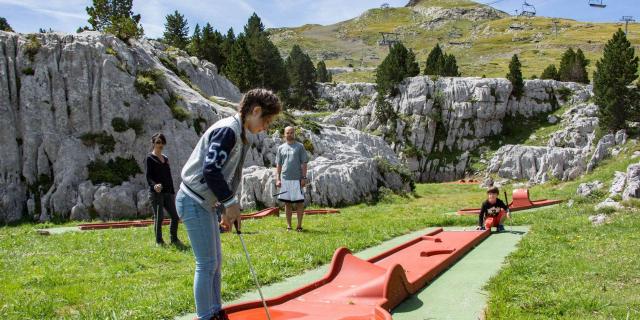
top-left (127, 118), bottom-right (144, 135)
top-left (556, 87), bottom-right (573, 102)
top-left (106, 47), bottom-right (117, 56)
top-left (134, 69), bottom-right (164, 98)
top-left (303, 139), bottom-right (314, 154)
top-left (80, 131), bottom-right (116, 154)
top-left (375, 156), bottom-right (415, 191)
top-left (104, 15), bottom-right (144, 42)
top-left (21, 67), bottom-right (34, 75)
top-left (111, 117), bottom-right (128, 132)
top-left (24, 34), bottom-right (41, 62)
top-left (87, 156), bottom-right (142, 185)
top-left (165, 93), bottom-right (190, 122)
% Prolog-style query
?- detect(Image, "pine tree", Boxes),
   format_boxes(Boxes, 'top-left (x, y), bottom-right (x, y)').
top-left (86, 0), bottom-right (143, 40)
top-left (201, 23), bottom-right (224, 68)
top-left (187, 24), bottom-right (202, 58)
top-left (558, 47), bottom-right (590, 83)
top-left (594, 29), bottom-right (639, 132)
top-left (406, 49), bottom-right (420, 77)
top-left (558, 48), bottom-right (576, 82)
top-left (507, 54), bottom-right (524, 99)
top-left (242, 13), bottom-right (288, 93)
top-left (220, 28), bottom-right (236, 71)
top-left (316, 60), bottom-right (332, 82)
top-left (223, 35), bottom-right (257, 92)
top-left (285, 45), bottom-right (317, 109)
top-left (376, 42), bottom-right (415, 96)
top-left (424, 44), bottom-right (443, 75)
top-left (163, 10), bottom-right (189, 50)
top-left (443, 54), bottom-right (460, 76)
top-left (540, 64), bottom-right (559, 80)
top-left (573, 48), bottom-right (590, 84)
top-left (244, 13), bottom-right (264, 38)
top-left (0, 17), bottom-right (13, 32)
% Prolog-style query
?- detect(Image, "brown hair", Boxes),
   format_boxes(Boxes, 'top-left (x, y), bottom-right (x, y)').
top-left (238, 88), bottom-right (282, 143)
top-left (150, 133), bottom-right (166, 151)
top-left (487, 186), bottom-right (499, 195)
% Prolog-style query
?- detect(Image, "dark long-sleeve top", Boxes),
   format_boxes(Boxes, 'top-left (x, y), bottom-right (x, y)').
top-left (145, 153), bottom-right (175, 194)
top-left (202, 127), bottom-right (237, 204)
top-left (479, 198), bottom-right (509, 226)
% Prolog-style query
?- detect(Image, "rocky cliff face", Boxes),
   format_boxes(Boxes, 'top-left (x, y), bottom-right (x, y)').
top-left (0, 31), bottom-right (409, 223)
top-left (341, 76), bottom-right (591, 182)
top-left (0, 31), bottom-right (244, 223)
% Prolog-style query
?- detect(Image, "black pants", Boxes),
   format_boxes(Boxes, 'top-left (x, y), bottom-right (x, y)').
top-left (151, 192), bottom-right (180, 242)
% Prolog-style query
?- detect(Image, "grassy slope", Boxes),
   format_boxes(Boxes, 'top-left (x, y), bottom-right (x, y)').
top-left (1, 142), bottom-right (640, 318)
top-left (269, 2), bottom-right (640, 82)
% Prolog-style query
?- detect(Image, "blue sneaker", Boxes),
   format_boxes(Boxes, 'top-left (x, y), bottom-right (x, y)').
top-left (496, 225), bottom-right (505, 232)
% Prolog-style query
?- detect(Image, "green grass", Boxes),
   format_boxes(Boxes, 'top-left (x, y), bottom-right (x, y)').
top-left (1, 145), bottom-right (640, 319)
top-left (484, 142), bottom-right (640, 319)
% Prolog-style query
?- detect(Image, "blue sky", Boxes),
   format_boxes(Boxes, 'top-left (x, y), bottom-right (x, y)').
top-left (0, 0), bottom-right (633, 38)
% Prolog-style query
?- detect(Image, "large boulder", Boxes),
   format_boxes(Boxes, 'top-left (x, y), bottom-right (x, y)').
top-left (576, 180), bottom-right (603, 197)
top-left (622, 163), bottom-right (640, 201)
top-left (92, 183), bottom-right (140, 220)
top-left (239, 125), bottom-right (411, 208)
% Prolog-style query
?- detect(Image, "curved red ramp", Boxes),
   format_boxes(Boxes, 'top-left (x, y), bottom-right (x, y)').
top-left (240, 207), bottom-right (280, 220)
top-left (223, 228), bottom-right (489, 319)
top-left (448, 179), bottom-right (480, 184)
top-left (78, 208), bottom-right (280, 231)
top-left (456, 188), bottom-right (562, 215)
top-left (303, 209), bottom-right (340, 215)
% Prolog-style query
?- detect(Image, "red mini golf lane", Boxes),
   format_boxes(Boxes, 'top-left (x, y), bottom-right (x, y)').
top-left (77, 208), bottom-right (339, 230)
top-left (457, 188), bottom-right (562, 216)
top-left (223, 228), bottom-right (489, 320)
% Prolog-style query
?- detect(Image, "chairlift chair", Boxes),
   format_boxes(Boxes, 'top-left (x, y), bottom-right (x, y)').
top-left (520, 1), bottom-right (536, 17)
top-left (588, 0), bottom-right (606, 8)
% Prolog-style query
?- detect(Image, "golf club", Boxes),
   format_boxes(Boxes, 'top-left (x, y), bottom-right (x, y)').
top-left (272, 190), bottom-right (288, 197)
top-left (233, 220), bottom-right (272, 320)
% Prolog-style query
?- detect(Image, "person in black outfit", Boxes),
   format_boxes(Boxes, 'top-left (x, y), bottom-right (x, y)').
top-left (477, 186), bottom-right (510, 232)
top-left (145, 133), bottom-right (182, 246)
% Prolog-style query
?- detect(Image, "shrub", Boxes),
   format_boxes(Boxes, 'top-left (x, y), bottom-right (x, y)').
top-left (134, 69), bottom-right (163, 98)
top-left (80, 131), bottom-right (116, 154)
top-left (303, 139), bottom-right (314, 154)
top-left (165, 93), bottom-right (190, 122)
top-left (87, 156), bottom-right (142, 185)
top-left (24, 34), bottom-right (41, 62)
top-left (111, 117), bottom-right (128, 132)
top-left (21, 67), bottom-right (34, 75)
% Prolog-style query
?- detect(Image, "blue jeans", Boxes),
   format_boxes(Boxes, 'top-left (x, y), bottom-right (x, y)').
top-left (175, 190), bottom-right (222, 319)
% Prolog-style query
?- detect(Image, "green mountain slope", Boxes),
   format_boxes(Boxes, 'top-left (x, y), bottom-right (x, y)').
top-left (269, 0), bottom-right (639, 82)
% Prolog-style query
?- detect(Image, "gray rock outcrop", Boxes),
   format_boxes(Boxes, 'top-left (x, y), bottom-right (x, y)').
top-left (0, 31), bottom-right (235, 223)
top-left (317, 82), bottom-right (376, 110)
top-left (240, 125), bottom-right (412, 208)
top-left (576, 180), bottom-right (603, 197)
top-left (346, 76), bottom-right (589, 182)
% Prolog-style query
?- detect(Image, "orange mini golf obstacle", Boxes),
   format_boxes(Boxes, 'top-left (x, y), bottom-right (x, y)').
top-left (448, 178), bottom-right (481, 184)
top-left (77, 207), bottom-right (282, 231)
top-left (303, 209), bottom-right (340, 215)
top-left (222, 228), bottom-right (490, 320)
top-left (456, 188), bottom-right (562, 216)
